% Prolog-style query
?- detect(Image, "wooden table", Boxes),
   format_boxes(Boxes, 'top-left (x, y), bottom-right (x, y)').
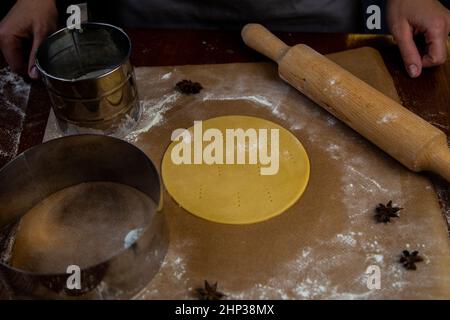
top-left (1, 29), bottom-right (449, 234)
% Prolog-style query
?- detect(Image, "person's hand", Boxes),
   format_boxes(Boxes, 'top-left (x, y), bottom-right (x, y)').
top-left (387, 0), bottom-right (450, 78)
top-left (0, 0), bottom-right (58, 79)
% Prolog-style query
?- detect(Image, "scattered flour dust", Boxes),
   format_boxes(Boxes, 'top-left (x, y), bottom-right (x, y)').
top-left (0, 67), bottom-right (31, 162)
top-left (326, 143), bottom-right (341, 160)
top-left (161, 72), bottom-right (172, 80)
top-left (323, 76), bottom-right (347, 98)
top-left (124, 92), bottom-right (180, 143)
top-left (336, 232), bottom-right (362, 247)
top-left (200, 69), bottom-right (295, 129)
top-left (136, 239), bottom-right (193, 299)
top-left (377, 113), bottom-right (399, 124)
top-left (43, 91), bottom-right (179, 142)
top-left (226, 245), bottom-right (381, 300)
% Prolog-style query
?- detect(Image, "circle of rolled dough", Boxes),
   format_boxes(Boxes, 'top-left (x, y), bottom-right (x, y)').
top-left (161, 115), bottom-right (310, 224)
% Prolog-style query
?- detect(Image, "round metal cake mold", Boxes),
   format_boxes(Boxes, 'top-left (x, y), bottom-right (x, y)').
top-left (0, 135), bottom-right (167, 299)
top-left (35, 23), bottom-right (140, 137)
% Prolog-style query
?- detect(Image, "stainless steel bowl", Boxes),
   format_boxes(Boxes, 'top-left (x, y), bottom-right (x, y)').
top-left (36, 23), bottom-right (140, 137)
top-left (0, 135), bottom-right (167, 299)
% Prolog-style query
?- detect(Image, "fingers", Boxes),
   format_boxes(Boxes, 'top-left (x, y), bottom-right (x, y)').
top-left (422, 21), bottom-right (448, 68)
top-left (391, 23), bottom-right (423, 78)
top-left (0, 35), bottom-right (26, 75)
top-left (28, 30), bottom-right (47, 80)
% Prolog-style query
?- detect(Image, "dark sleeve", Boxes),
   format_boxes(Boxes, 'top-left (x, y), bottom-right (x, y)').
top-left (85, 0), bottom-right (121, 25)
top-left (56, 0), bottom-right (79, 12)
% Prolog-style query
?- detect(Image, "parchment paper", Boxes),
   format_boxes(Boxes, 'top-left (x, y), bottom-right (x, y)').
top-left (45, 47), bottom-right (450, 299)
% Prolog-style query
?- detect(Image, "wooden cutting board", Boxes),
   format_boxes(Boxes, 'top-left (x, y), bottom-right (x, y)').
top-left (44, 47), bottom-right (450, 299)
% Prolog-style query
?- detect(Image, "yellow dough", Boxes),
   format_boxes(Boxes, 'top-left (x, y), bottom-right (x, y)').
top-left (161, 115), bottom-right (310, 224)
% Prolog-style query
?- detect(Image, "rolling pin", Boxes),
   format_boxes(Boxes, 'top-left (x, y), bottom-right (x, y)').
top-left (242, 23), bottom-right (450, 182)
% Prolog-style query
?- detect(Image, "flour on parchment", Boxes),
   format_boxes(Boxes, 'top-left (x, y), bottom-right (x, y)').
top-left (0, 67), bottom-right (31, 162)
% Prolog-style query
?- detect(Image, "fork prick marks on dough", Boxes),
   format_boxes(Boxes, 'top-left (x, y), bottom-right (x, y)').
top-left (198, 185), bottom-right (204, 200)
top-left (285, 150), bottom-right (296, 164)
top-left (162, 116), bottom-right (310, 224)
top-left (265, 186), bottom-right (273, 203)
top-left (236, 192), bottom-right (241, 208)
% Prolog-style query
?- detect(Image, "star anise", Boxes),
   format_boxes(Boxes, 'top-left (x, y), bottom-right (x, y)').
top-left (400, 250), bottom-right (424, 270)
top-left (375, 201), bottom-right (402, 223)
top-left (195, 280), bottom-right (225, 300)
top-left (176, 79), bottom-right (203, 94)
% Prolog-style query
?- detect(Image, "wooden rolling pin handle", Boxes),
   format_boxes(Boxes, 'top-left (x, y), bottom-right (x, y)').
top-left (241, 23), bottom-right (450, 182)
top-left (422, 139), bottom-right (450, 182)
top-left (241, 24), bottom-right (290, 62)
